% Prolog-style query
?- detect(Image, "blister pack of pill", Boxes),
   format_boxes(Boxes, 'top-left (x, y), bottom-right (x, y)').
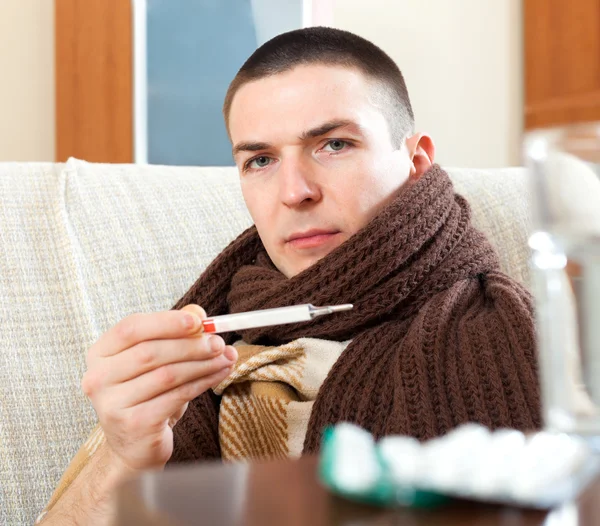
top-left (319, 422), bottom-right (599, 509)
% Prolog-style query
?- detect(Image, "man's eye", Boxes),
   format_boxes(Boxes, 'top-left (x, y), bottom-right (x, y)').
top-left (247, 156), bottom-right (272, 170)
top-left (324, 140), bottom-right (348, 152)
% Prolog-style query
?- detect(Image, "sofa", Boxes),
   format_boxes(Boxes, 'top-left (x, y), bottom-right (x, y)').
top-left (0, 158), bottom-right (595, 524)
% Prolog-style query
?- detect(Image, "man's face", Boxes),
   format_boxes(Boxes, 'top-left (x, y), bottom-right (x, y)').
top-left (229, 64), bottom-right (415, 278)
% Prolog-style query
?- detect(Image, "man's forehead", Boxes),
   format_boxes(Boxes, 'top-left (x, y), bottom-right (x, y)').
top-left (228, 65), bottom-right (389, 150)
top-left (229, 97), bottom-right (378, 146)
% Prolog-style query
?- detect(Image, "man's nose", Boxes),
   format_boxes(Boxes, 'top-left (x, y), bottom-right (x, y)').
top-left (278, 157), bottom-right (321, 208)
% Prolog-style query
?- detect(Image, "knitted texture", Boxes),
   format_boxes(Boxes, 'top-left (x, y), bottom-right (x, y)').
top-left (168, 165), bottom-right (541, 464)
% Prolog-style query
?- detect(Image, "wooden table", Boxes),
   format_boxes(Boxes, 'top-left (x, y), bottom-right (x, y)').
top-left (114, 455), bottom-right (600, 525)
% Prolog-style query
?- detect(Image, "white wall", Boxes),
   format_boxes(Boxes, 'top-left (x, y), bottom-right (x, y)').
top-left (333, 0), bottom-right (523, 168)
top-left (0, 1), bottom-right (54, 162)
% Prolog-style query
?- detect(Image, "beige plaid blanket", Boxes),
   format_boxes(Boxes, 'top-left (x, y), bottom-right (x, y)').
top-left (37, 338), bottom-right (347, 521)
top-left (214, 338), bottom-right (348, 460)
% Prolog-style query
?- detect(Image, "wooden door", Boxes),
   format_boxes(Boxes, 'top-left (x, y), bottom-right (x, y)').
top-left (524, 0), bottom-right (600, 129)
top-left (55, 0), bottom-right (133, 162)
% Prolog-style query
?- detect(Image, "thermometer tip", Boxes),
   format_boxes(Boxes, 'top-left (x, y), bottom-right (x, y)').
top-left (328, 303), bottom-right (353, 313)
top-left (309, 303), bottom-right (354, 318)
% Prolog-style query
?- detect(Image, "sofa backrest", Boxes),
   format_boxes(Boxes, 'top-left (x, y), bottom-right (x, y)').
top-left (0, 158), bottom-right (537, 523)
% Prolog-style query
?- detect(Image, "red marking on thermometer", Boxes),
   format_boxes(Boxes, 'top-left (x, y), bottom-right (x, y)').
top-left (201, 303), bottom-right (353, 334)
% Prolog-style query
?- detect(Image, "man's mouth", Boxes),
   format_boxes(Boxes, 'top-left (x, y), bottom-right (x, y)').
top-left (286, 229), bottom-right (341, 249)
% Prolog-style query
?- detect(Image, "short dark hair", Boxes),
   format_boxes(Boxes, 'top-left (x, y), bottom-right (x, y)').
top-left (223, 26), bottom-right (415, 148)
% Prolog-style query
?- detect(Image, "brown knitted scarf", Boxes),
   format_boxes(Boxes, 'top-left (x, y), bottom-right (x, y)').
top-left (168, 165), bottom-right (541, 464)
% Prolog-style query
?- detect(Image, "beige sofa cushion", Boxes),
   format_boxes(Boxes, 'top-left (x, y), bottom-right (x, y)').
top-left (0, 159), bottom-right (252, 524)
top-left (450, 166), bottom-right (531, 286)
top-left (0, 159), bottom-right (532, 524)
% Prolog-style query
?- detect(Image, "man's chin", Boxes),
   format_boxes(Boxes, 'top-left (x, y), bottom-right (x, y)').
top-left (281, 244), bottom-right (345, 278)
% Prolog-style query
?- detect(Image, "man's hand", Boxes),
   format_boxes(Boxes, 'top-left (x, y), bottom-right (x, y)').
top-left (81, 304), bottom-right (237, 471)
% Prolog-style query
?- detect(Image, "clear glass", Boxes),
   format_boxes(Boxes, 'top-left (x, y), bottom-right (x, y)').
top-left (524, 122), bottom-right (600, 446)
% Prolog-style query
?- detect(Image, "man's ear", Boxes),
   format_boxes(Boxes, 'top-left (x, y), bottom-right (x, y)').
top-left (405, 133), bottom-right (435, 180)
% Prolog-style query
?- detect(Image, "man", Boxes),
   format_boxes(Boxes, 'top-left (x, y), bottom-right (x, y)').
top-left (38, 27), bottom-right (541, 524)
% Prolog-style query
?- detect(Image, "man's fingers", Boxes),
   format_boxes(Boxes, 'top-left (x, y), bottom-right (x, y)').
top-left (98, 336), bottom-right (228, 386)
top-left (112, 353), bottom-right (236, 409)
top-left (90, 306), bottom-right (207, 359)
top-left (130, 366), bottom-right (233, 427)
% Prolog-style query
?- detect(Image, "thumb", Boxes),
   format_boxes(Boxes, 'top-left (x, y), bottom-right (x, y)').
top-left (180, 303), bottom-right (208, 320)
top-left (180, 304), bottom-right (208, 336)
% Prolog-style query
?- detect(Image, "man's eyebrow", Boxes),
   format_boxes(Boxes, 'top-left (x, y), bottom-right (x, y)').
top-left (232, 141), bottom-right (272, 158)
top-left (299, 119), bottom-right (360, 140)
top-left (231, 120), bottom-right (362, 158)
